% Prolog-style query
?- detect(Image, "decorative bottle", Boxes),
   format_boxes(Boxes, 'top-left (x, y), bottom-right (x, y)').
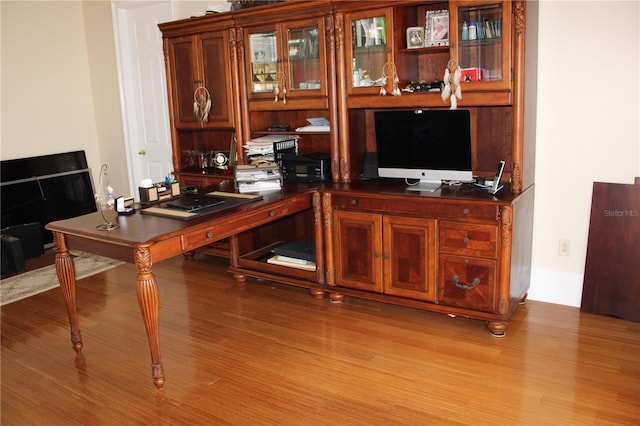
top-left (468, 20), bottom-right (477, 40)
top-left (461, 21), bottom-right (469, 41)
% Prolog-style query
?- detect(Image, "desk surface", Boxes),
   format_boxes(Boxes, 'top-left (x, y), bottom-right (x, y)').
top-left (46, 186), bottom-right (316, 262)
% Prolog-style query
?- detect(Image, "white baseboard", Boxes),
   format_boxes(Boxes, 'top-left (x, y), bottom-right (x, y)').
top-left (527, 267), bottom-right (584, 307)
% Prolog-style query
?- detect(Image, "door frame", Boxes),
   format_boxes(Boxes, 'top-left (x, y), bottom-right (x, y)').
top-left (111, 0), bottom-right (176, 197)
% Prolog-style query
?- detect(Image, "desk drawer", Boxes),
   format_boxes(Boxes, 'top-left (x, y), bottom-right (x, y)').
top-left (182, 227), bottom-right (220, 251)
top-left (439, 221), bottom-right (498, 258)
top-left (181, 196), bottom-right (309, 252)
top-left (330, 194), bottom-right (498, 220)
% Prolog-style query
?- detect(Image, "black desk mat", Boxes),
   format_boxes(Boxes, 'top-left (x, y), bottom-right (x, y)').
top-left (139, 191), bottom-right (262, 220)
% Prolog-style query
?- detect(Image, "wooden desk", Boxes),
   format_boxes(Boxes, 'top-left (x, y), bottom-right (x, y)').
top-left (45, 187), bottom-right (319, 389)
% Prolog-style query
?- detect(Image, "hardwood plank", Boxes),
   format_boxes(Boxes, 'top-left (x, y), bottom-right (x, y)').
top-left (2, 254), bottom-right (639, 425)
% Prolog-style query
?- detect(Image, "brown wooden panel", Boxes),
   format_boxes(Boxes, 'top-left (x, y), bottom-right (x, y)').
top-left (201, 32), bottom-right (234, 127)
top-left (333, 210), bottom-right (382, 292)
top-left (581, 182), bottom-right (640, 322)
top-left (439, 221), bottom-right (498, 258)
top-left (383, 216), bottom-right (437, 301)
top-left (438, 254), bottom-right (497, 312)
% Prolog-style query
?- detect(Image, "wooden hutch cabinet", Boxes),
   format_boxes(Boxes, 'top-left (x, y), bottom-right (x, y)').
top-left (157, 0), bottom-right (533, 335)
top-left (159, 14), bottom-right (243, 187)
top-left (234, 1), bottom-right (340, 180)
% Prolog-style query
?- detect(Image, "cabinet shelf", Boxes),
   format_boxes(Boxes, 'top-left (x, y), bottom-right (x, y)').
top-left (401, 46), bottom-right (449, 54)
top-left (459, 38), bottom-right (502, 47)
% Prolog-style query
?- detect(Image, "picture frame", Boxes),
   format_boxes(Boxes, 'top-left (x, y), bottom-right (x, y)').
top-left (425, 10), bottom-right (449, 47)
top-left (406, 26), bottom-right (425, 49)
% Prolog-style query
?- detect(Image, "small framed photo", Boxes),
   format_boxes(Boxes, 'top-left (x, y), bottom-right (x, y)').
top-left (425, 10), bottom-right (449, 47)
top-left (406, 27), bottom-right (425, 49)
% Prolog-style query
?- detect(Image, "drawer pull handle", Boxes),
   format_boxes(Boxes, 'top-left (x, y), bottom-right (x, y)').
top-left (463, 237), bottom-right (470, 243)
top-left (206, 231), bottom-right (213, 239)
top-left (452, 275), bottom-right (480, 290)
top-left (463, 208), bottom-right (470, 214)
top-left (350, 199), bottom-right (357, 205)
top-left (269, 210), bottom-right (276, 217)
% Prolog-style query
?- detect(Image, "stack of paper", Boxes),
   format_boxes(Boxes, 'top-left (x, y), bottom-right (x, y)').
top-left (267, 255), bottom-right (316, 271)
top-left (244, 134), bottom-right (300, 162)
top-left (295, 117), bottom-right (330, 132)
top-left (235, 163), bottom-right (282, 193)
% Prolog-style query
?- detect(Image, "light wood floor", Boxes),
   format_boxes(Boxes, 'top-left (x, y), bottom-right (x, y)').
top-left (1, 254), bottom-right (639, 425)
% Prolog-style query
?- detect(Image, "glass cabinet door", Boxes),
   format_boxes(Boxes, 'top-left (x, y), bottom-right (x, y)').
top-left (450, 1), bottom-right (511, 91)
top-left (345, 8), bottom-right (393, 95)
top-left (283, 20), bottom-right (326, 96)
top-left (248, 31), bottom-right (279, 95)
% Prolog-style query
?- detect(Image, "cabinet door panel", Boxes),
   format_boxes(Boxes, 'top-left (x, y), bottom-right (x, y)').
top-left (383, 216), bottom-right (436, 301)
top-left (438, 254), bottom-right (496, 312)
top-left (283, 18), bottom-right (327, 97)
top-left (200, 32), bottom-right (234, 127)
top-left (333, 210), bottom-right (383, 292)
top-left (168, 36), bottom-right (198, 126)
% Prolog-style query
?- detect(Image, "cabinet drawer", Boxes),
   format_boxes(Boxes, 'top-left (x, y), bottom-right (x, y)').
top-left (331, 194), bottom-right (498, 220)
top-left (181, 198), bottom-right (303, 252)
top-left (439, 221), bottom-right (498, 258)
top-left (182, 227), bottom-right (221, 251)
top-left (438, 255), bottom-right (497, 312)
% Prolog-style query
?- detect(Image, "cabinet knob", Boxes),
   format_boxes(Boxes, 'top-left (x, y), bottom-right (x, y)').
top-left (463, 237), bottom-right (470, 244)
top-left (206, 231), bottom-right (213, 239)
top-left (350, 199), bottom-right (357, 205)
top-left (269, 210), bottom-right (276, 217)
top-left (463, 208), bottom-right (470, 215)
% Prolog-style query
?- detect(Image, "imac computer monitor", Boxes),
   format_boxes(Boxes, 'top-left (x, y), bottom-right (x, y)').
top-left (374, 109), bottom-right (473, 192)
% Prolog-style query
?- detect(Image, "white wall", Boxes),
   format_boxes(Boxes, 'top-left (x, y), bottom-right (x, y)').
top-left (528, 0), bottom-right (640, 306)
top-left (0, 1), bottom-right (129, 198)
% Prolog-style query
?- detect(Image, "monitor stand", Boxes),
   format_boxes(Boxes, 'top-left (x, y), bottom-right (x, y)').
top-left (406, 179), bottom-right (441, 192)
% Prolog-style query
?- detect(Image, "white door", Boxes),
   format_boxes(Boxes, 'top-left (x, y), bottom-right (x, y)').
top-left (112, 0), bottom-right (175, 197)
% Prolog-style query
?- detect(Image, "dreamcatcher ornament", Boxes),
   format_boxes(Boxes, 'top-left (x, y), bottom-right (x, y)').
top-left (193, 86), bottom-right (211, 124)
top-left (274, 71), bottom-right (287, 104)
top-left (379, 62), bottom-right (401, 96)
top-left (441, 59), bottom-right (462, 109)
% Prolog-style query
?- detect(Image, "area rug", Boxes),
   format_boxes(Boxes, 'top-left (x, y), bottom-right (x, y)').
top-left (0, 252), bottom-right (124, 306)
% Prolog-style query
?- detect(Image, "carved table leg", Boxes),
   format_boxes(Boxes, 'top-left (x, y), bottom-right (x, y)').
top-left (53, 232), bottom-right (83, 353)
top-left (134, 247), bottom-right (165, 389)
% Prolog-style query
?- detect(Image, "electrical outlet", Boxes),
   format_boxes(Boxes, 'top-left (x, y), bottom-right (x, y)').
top-left (558, 239), bottom-right (571, 256)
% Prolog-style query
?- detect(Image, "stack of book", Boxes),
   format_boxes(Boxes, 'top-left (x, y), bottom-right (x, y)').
top-left (267, 241), bottom-right (316, 271)
top-left (234, 163), bottom-right (282, 193)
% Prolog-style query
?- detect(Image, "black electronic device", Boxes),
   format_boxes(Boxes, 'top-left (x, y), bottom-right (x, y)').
top-left (165, 195), bottom-right (225, 212)
top-left (281, 152), bottom-right (331, 182)
top-left (1, 234), bottom-right (26, 273)
top-left (488, 160), bottom-right (505, 195)
top-left (375, 109), bottom-right (473, 192)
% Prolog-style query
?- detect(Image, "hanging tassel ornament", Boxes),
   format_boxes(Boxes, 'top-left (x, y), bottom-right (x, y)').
top-left (378, 62), bottom-right (401, 96)
top-left (193, 86), bottom-right (211, 123)
top-left (274, 71), bottom-right (287, 104)
top-left (441, 59), bottom-right (462, 109)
